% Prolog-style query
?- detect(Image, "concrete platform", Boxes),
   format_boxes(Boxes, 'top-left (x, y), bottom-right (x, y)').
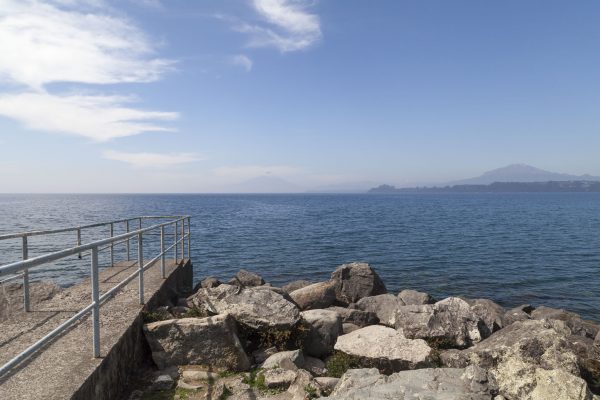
top-left (0, 258), bottom-right (192, 400)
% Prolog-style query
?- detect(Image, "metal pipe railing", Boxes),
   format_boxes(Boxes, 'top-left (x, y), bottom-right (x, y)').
top-left (0, 215), bottom-right (191, 378)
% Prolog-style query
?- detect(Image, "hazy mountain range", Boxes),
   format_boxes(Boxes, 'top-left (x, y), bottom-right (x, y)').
top-left (446, 164), bottom-right (600, 186)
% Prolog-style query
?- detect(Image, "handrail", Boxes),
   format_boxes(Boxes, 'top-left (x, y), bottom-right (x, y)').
top-left (0, 215), bottom-right (192, 378)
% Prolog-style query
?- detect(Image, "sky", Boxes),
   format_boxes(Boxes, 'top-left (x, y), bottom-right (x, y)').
top-left (1, 0), bottom-right (600, 193)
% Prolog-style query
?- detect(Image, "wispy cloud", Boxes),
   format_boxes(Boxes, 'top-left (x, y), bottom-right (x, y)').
top-left (231, 54), bottom-right (253, 71)
top-left (0, 92), bottom-right (178, 141)
top-left (0, 0), bottom-right (178, 140)
top-left (0, 0), bottom-right (173, 88)
top-left (103, 150), bottom-right (201, 168)
top-left (231, 0), bottom-right (322, 52)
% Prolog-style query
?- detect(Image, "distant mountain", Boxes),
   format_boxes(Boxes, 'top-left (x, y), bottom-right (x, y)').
top-left (449, 164), bottom-right (600, 185)
top-left (307, 181), bottom-right (379, 193)
top-left (221, 175), bottom-right (303, 193)
top-left (370, 181), bottom-right (600, 193)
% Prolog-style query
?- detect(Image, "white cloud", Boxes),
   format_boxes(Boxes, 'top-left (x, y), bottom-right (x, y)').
top-left (0, 91), bottom-right (178, 141)
top-left (231, 54), bottom-right (253, 71)
top-left (103, 150), bottom-right (201, 168)
top-left (214, 165), bottom-right (301, 180)
top-left (0, 0), bottom-right (179, 141)
top-left (233, 0), bottom-right (321, 52)
top-left (0, 0), bottom-right (174, 88)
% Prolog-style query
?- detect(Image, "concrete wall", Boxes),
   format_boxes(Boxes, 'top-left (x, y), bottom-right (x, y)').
top-left (72, 260), bottom-right (193, 400)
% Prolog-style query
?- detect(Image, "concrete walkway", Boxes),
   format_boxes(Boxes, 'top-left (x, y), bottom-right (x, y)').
top-left (0, 258), bottom-right (191, 400)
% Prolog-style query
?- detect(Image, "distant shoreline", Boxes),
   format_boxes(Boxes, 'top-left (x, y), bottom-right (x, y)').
top-left (369, 180), bottom-right (600, 193)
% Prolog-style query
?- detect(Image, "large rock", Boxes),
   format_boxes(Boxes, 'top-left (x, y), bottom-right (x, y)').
top-left (566, 334), bottom-right (600, 395)
top-left (326, 306), bottom-right (379, 327)
top-left (595, 331), bottom-right (600, 348)
top-left (188, 284), bottom-right (300, 330)
top-left (282, 280), bottom-right (313, 293)
top-left (143, 314), bottom-right (251, 371)
top-left (531, 306), bottom-right (599, 339)
top-left (356, 294), bottom-right (400, 327)
top-left (289, 281), bottom-right (337, 310)
top-left (394, 297), bottom-right (483, 348)
top-left (397, 289), bottom-right (435, 305)
top-left (228, 269), bottom-right (265, 287)
top-left (333, 325), bottom-right (434, 373)
top-left (463, 298), bottom-right (505, 337)
top-left (192, 276), bottom-right (221, 292)
top-left (330, 262), bottom-right (387, 305)
top-left (302, 309), bottom-right (343, 358)
top-left (459, 319), bottom-right (594, 399)
top-left (321, 366), bottom-right (493, 399)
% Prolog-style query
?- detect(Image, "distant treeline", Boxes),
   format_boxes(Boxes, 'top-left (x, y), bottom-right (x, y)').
top-left (369, 181), bottom-right (600, 193)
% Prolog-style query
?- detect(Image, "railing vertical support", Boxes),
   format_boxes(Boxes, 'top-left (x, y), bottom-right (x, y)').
top-left (181, 218), bottom-right (185, 259)
top-left (77, 228), bottom-right (82, 259)
top-left (109, 223), bottom-right (114, 267)
top-left (137, 232), bottom-right (144, 305)
top-left (138, 218), bottom-right (142, 231)
top-left (187, 217), bottom-right (191, 259)
top-left (22, 236), bottom-right (30, 312)
top-left (174, 221), bottom-right (178, 263)
top-left (160, 225), bottom-right (165, 279)
top-left (125, 220), bottom-right (130, 261)
top-left (91, 246), bottom-right (100, 358)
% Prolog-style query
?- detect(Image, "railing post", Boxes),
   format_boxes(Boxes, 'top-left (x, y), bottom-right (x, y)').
top-left (125, 220), bottom-right (130, 261)
top-left (138, 232), bottom-right (144, 305)
top-left (174, 221), bottom-right (178, 263)
top-left (91, 246), bottom-right (100, 358)
top-left (187, 217), bottom-right (191, 259)
top-left (77, 228), bottom-right (82, 259)
top-left (160, 225), bottom-right (166, 279)
top-left (22, 236), bottom-right (30, 312)
top-left (138, 217), bottom-right (142, 231)
top-left (109, 223), bottom-right (114, 267)
top-left (181, 218), bottom-right (185, 259)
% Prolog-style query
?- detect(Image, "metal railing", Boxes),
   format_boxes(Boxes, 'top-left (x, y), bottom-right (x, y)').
top-left (0, 215), bottom-right (192, 378)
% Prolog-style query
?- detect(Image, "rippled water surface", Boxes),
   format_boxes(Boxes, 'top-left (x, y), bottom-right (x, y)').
top-left (1, 193), bottom-right (599, 321)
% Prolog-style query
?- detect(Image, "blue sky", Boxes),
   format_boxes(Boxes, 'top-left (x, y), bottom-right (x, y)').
top-left (1, 0), bottom-right (600, 192)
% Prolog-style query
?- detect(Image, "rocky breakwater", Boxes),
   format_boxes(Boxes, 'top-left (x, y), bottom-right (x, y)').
top-left (135, 264), bottom-right (600, 400)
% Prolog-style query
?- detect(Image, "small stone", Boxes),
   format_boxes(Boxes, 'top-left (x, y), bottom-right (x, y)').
top-left (151, 375), bottom-right (174, 391)
top-left (262, 349), bottom-right (305, 370)
top-left (262, 368), bottom-right (298, 389)
top-left (303, 355), bottom-right (327, 376)
top-left (181, 369), bottom-right (218, 381)
top-left (176, 380), bottom-right (203, 390)
top-left (314, 376), bottom-right (339, 392)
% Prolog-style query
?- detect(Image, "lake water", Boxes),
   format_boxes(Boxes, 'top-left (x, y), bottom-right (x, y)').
top-left (0, 193), bottom-right (599, 321)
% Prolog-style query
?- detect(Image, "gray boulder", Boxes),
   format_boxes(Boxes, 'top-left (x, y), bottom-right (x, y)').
top-left (282, 280), bottom-right (313, 293)
top-left (262, 368), bottom-right (298, 389)
top-left (143, 314), bottom-right (250, 371)
top-left (503, 304), bottom-right (534, 325)
top-left (321, 366), bottom-right (493, 399)
top-left (397, 289), bottom-right (435, 305)
top-left (228, 269), bottom-right (265, 287)
top-left (188, 284), bottom-right (300, 330)
top-left (326, 306), bottom-right (379, 327)
top-left (333, 325), bottom-right (434, 373)
top-left (261, 349), bottom-right (305, 370)
top-left (394, 297), bottom-right (483, 348)
top-left (304, 355), bottom-right (327, 376)
top-left (301, 309), bottom-right (343, 358)
top-left (531, 306), bottom-right (600, 339)
top-left (289, 281), bottom-right (337, 310)
top-left (330, 262), bottom-right (387, 305)
top-left (461, 319), bottom-right (594, 399)
top-left (194, 276), bottom-right (221, 292)
top-left (464, 298), bottom-right (505, 337)
top-left (355, 294), bottom-right (400, 327)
